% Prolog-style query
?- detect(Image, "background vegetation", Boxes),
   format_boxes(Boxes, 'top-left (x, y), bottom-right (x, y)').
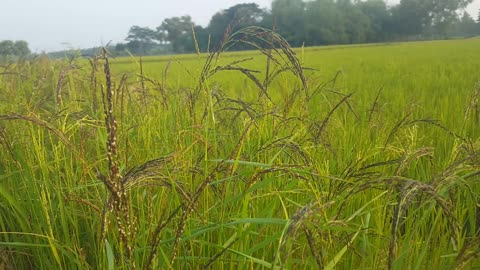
top-left (83, 0), bottom-right (480, 55)
top-left (0, 41), bottom-right (31, 61)
top-left (2, 0), bottom-right (479, 59)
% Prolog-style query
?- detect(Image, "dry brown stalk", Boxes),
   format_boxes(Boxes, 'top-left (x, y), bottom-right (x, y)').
top-left (99, 49), bottom-right (136, 269)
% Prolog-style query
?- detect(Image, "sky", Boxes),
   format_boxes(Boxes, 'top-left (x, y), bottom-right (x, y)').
top-left (0, 0), bottom-right (478, 52)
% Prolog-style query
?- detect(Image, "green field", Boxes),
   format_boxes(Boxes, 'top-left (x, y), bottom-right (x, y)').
top-left (1, 34), bottom-right (479, 269)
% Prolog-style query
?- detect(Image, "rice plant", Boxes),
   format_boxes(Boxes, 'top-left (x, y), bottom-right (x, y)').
top-left (0, 31), bottom-right (479, 269)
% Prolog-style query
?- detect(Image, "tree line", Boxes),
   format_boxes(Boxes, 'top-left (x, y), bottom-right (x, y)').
top-left (0, 40), bottom-right (31, 59)
top-left (1, 0), bottom-right (479, 58)
top-left (115, 0), bottom-right (480, 55)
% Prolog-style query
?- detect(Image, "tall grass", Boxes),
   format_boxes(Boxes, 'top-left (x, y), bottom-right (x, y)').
top-left (0, 32), bottom-right (479, 269)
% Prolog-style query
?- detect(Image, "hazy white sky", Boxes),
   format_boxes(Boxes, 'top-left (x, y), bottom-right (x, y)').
top-left (0, 0), bottom-right (478, 52)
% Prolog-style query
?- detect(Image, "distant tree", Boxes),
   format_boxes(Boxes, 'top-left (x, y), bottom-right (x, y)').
top-left (456, 12), bottom-right (478, 36)
top-left (390, 0), bottom-right (427, 36)
top-left (13, 41), bottom-right (30, 56)
top-left (0, 40), bottom-right (15, 56)
top-left (274, 0), bottom-right (372, 46)
top-left (0, 40), bottom-right (30, 58)
top-left (357, 0), bottom-right (390, 41)
top-left (478, 9), bottom-right (480, 34)
top-left (118, 0), bottom-right (477, 55)
top-left (304, 0), bottom-right (349, 45)
top-left (126, 26), bottom-right (158, 43)
top-left (337, 0), bottom-right (372, 44)
top-left (158, 16), bottom-right (194, 53)
top-left (115, 43), bottom-right (126, 52)
top-left (392, 0), bottom-right (473, 37)
top-left (183, 25), bottom-right (210, 53)
top-left (125, 26), bottom-right (158, 54)
top-left (207, 3), bottom-right (267, 49)
top-left (271, 0), bottom-right (306, 47)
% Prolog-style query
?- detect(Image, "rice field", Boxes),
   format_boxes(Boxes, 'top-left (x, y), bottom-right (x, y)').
top-left (0, 32), bottom-right (479, 269)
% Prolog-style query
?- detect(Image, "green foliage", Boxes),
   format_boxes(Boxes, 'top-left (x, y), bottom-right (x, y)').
top-left (271, 0), bottom-right (306, 47)
top-left (456, 12), bottom-right (478, 36)
top-left (0, 40), bottom-right (31, 60)
top-left (125, 26), bottom-right (159, 54)
top-left (358, 0), bottom-right (391, 41)
top-left (126, 26), bottom-right (158, 44)
top-left (105, 0), bottom-right (480, 57)
top-left (208, 3), bottom-right (268, 49)
top-left (158, 16), bottom-right (195, 53)
top-left (303, 0), bottom-right (372, 45)
top-left (304, 0), bottom-right (347, 45)
top-left (477, 9), bottom-right (480, 34)
top-left (1, 33), bottom-right (480, 269)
